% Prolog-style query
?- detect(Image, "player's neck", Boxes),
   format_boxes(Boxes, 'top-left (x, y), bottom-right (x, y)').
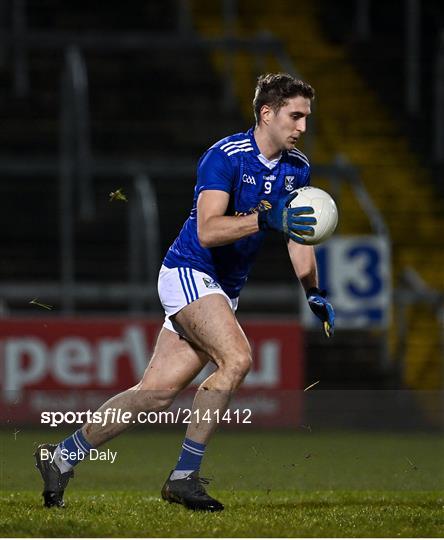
top-left (253, 125), bottom-right (282, 161)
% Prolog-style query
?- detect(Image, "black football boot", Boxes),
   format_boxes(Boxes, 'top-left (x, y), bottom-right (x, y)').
top-left (34, 443), bottom-right (74, 508)
top-left (161, 470), bottom-right (224, 512)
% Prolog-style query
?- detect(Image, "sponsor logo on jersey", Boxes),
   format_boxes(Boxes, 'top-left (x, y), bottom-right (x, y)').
top-left (203, 277), bottom-right (220, 289)
top-left (263, 174), bottom-right (276, 182)
top-left (242, 174), bottom-right (256, 185)
top-left (256, 200), bottom-right (272, 212)
top-left (285, 176), bottom-right (295, 191)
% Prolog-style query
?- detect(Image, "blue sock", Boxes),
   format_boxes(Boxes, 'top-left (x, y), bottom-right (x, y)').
top-left (173, 437), bottom-right (206, 476)
top-left (55, 429), bottom-right (94, 472)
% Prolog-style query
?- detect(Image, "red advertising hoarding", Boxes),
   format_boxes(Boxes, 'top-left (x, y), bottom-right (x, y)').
top-left (0, 318), bottom-right (303, 427)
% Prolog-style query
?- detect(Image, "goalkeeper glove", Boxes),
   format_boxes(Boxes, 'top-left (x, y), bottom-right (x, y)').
top-left (257, 193), bottom-right (316, 244)
top-left (306, 287), bottom-right (335, 337)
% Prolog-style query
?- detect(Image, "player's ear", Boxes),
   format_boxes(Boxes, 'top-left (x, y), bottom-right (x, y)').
top-left (260, 104), bottom-right (272, 125)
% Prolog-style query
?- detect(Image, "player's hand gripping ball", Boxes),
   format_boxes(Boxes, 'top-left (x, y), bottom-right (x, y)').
top-left (288, 187), bottom-right (338, 245)
top-left (257, 193), bottom-right (317, 244)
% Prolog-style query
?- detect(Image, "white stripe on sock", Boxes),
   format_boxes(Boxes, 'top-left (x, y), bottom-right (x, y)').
top-left (182, 444), bottom-right (204, 456)
top-left (73, 431), bottom-right (89, 454)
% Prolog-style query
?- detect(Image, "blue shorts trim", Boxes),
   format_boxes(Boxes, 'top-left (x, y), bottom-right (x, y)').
top-left (188, 269), bottom-right (199, 300)
top-left (178, 268), bottom-right (191, 304)
top-left (178, 267), bottom-right (200, 304)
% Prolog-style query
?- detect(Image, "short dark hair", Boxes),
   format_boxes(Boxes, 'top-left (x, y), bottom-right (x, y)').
top-left (253, 73), bottom-right (315, 124)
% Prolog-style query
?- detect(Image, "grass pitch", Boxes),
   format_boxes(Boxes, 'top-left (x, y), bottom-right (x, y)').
top-left (1, 428), bottom-right (443, 537)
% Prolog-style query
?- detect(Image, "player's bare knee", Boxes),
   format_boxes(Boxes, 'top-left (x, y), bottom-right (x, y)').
top-left (222, 350), bottom-right (252, 388)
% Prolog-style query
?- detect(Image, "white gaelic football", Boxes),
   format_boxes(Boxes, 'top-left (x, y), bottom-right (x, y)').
top-left (289, 186), bottom-right (338, 245)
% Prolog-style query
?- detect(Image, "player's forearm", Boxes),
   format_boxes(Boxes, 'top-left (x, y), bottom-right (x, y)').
top-left (288, 242), bottom-right (318, 292)
top-left (198, 213), bottom-right (260, 248)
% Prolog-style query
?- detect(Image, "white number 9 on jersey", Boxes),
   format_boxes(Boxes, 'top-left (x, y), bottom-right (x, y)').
top-left (264, 181), bottom-right (272, 194)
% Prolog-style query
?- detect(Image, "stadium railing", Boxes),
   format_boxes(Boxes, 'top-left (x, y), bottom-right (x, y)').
top-left (0, 156), bottom-right (389, 311)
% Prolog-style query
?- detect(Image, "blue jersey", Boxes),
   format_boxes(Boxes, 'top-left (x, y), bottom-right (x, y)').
top-left (163, 127), bottom-right (310, 298)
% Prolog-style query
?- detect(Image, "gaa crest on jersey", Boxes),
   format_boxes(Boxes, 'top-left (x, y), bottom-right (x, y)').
top-left (285, 176), bottom-right (295, 191)
top-left (242, 173), bottom-right (256, 185)
top-left (203, 277), bottom-right (220, 289)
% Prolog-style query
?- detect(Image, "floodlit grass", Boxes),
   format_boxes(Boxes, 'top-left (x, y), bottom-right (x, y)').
top-left (1, 429), bottom-right (443, 537)
top-left (1, 490), bottom-right (443, 537)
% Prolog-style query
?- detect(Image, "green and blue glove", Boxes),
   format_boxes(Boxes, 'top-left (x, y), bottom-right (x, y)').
top-left (306, 287), bottom-right (335, 337)
top-left (257, 194), bottom-right (316, 244)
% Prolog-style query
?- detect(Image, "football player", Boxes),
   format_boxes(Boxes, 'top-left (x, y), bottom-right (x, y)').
top-left (35, 73), bottom-right (334, 511)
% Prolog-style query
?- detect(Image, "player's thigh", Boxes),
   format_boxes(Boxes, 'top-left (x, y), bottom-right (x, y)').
top-left (138, 327), bottom-right (209, 393)
top-left (173, 293), bottom-right (251, 369)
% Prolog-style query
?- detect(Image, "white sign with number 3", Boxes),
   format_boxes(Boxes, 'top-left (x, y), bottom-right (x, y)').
top-left (301, 236), bottom-right (391, 329)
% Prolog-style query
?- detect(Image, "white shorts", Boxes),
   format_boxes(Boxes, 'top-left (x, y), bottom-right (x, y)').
top-left (158, 265), bottom-right (239, 336)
